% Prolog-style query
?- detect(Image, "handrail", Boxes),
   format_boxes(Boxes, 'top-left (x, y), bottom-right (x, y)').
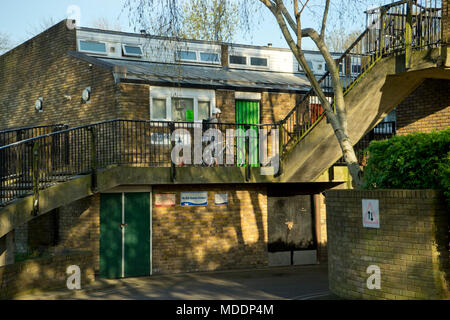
top-left (0, 119), bottom-right (278, 206)
top-left (279, 0), bottom-right (442, 157)
top-left (0, 124), bottom-right (69, 147)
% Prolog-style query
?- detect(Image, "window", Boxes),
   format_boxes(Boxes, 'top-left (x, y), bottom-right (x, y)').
top-left (177, 50), bottom-right (197, 61)
top-left (78, 40), bottom-right (107, 54)
top-left (151, 98), bottom-right (168, 120)
top-left (150, 87), bottom-right (215, 122)
top-left (306, 60), bottom-right (314, 70)
top-left (250, 57), bottom-right (268, 67)
top-left (200, 52), bottom-right (220, 64)
top-left (122, 44), bottom-right (143, 57)
top-left (172, 98), bottom-right (194, 122)
top-left (230, 55), bottom-right (247, 65)
top-left (198, 101), bottom-right (211, 121)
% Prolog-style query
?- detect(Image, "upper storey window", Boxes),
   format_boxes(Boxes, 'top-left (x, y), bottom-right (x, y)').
top-left (250, 57), bottom-right (268, 67)
top-left (229, 55), bottom-right (247, 65)
top-left (78, 40), bottom-right (107, 55)
top-left (177, 50), bottom-right (197, 61)
top-left (200, 52), bottom-right (220, 64)
top-left (122, 44), bottom-right (143, 57)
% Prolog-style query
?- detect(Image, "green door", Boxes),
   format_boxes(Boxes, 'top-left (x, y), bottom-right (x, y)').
top-left (236, 100), bottom-right (260, 167)
top-left (124, 193), bottom-right (150, 277)
top-left (100, 193), bottom-right (123, 279)
top-left (100, 192), bottom-right (151, 279)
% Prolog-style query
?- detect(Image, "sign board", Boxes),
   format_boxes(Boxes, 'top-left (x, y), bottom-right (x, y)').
top-left (215, 193), bottom-right (228, 206)
top-left (181, 192), bottom-right (208, 207)
top-left (155, 193), bottom-right (176, 207)
top-left (362, 199), bottom-right (380, 228)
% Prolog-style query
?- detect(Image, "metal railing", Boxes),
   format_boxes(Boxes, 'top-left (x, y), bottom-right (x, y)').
top-left (0, 119), bottom-right (278, 206)
top-left (0, 124), bottom-right (69, 147)
top-left (336, 121), bottom-right (397, 165)
top-left (279, 0), bottom-right (442, 156)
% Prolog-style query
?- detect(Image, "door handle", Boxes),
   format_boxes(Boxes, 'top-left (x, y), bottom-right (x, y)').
top-left (119, 223), bottom-right (128, 229)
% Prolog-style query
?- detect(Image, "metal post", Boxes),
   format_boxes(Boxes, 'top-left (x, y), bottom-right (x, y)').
top-left (405, 0), bottom-right (413, 69)
top-left (276, 122), bottom-right (283, 177)
top-left (169, 122), bottom-right (176, 182)
top-left (379, 7), bottom-right (386, 56)
top-left (88, 127), bottom-right (97, 192)
top-left (31, 141), bottom-right (39, 216)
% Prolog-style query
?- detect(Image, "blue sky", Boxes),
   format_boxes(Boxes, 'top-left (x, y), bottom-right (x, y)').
top-left (0, 0), bottom-right (376, 50)
top-left (0, 0), bottom-right (320, 50)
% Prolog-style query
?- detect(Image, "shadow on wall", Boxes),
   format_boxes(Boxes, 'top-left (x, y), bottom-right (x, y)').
top-left (327, 191), bottom-right (449, 300)
top-left (151, 186), bottom-right (268, 275)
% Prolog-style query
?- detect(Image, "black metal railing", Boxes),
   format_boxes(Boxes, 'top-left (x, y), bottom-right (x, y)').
top-left (336, 121), bottom-right (397, 165)
top-left (0, 119), bottom-right (279, 206)
top-left (0, 124), bottom-right (69, 147)
top-left (279, 0), bottom-right (442, 156)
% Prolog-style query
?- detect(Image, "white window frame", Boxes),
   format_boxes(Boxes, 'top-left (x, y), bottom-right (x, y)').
top-left (150, 87), bottom-right (215, 123)
top-left (229, 54), bottom-right (248, 66)
top-left (77, 39), bottom-right (108, 55)
top-left (249, 56), bottom-right (270, 69)
top-left (122, 44), bottom-right (143, 57)
top-left (176, 50), bottom-right (198, 62)
top-left (199, 51), bottom-right (220, 65)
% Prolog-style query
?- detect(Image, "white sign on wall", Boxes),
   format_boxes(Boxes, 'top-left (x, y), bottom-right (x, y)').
top-left (181, 192), bottom-right (208, 206)
top-left (215, 193), bottom-right (228, 206)
top-left (362, 199), bottom-right (380, 228)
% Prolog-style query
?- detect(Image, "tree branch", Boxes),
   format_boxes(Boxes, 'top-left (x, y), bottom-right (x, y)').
top-left (320, 0), bottom-right (330, 40)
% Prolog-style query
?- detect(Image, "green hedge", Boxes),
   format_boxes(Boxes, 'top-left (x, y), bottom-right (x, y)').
top-left (363, 128), bottom-right (450, 203)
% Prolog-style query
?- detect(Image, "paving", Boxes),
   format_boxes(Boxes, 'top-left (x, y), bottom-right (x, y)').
top-left (15, 264), bottom-right (338, 300)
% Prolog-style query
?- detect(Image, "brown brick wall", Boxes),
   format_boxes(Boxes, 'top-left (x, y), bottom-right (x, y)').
top-left (0, 251), bottom-right (94, 299)
top-left (152, 184), bottom-right (268, 274)
top-left (119, 83), bottom-right (150, 120)
top-left (261, 92), bottom-right (303, 124)
top-left (57, 195), bottom-right (100, 271)
top-left (0, 20), bottom-right (118, 129)
top-left (396, 79), bottom-right (450, 135)
top-left (120, 86), bottom-right (301, 125)
top-left (326, 189), bottom-right (449, 300)
top-left (216, 89), bottom-right (236, 123)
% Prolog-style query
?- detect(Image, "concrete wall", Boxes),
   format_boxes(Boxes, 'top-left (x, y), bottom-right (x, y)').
top-left (396, 79), bottom-right (450, 135)
top-left (0, 250), bottom-right (94, 299)
top-left (326, 189), bottom-right (449, 300)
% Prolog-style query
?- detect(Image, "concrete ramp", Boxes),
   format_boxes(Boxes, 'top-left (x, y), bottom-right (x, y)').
top-left (281, 48), bottom-right (449, 183)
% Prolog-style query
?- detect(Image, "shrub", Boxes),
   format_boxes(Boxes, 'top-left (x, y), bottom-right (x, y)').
top-left (362, 128), bottom-right (450, 203)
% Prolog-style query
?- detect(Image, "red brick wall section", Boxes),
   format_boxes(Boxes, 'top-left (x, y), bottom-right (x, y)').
top-left (0, 20), bottom-right (118, 129)
top-left (396, 79), bottom-right (450, 135)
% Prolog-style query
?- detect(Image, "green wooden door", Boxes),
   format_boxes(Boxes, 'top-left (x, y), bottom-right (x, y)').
top-left (236, 100), bottom-right (260, 167)
top-left (124, 193), bottom-right (150, 277)
top-left (100, 193), bottom-right (123, 279)
top-left (100, 192), bottom-right (151, 279)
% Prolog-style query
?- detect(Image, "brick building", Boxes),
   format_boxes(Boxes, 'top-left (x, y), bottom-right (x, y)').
top-left (0, 9), bottom-right (448, 281)
top-left (0, 20), bottom-right (337, 278)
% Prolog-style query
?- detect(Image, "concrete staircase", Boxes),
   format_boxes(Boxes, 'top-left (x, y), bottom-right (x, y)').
top-left (280, 47), bottom-right (450, 182)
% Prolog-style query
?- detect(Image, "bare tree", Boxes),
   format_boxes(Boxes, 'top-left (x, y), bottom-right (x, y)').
top-left (325, 29), bottom-right (362, 52)
top-left (0, 33), bottom-right (12, 54)
top-left (91, 17), bottom-right (123, 31)
top-left (123, 0), bottom-right (390, 188)
top-left (26, 17), bottom-right (59, 39)
top-left (181, 0), bottom-right (240, 42)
